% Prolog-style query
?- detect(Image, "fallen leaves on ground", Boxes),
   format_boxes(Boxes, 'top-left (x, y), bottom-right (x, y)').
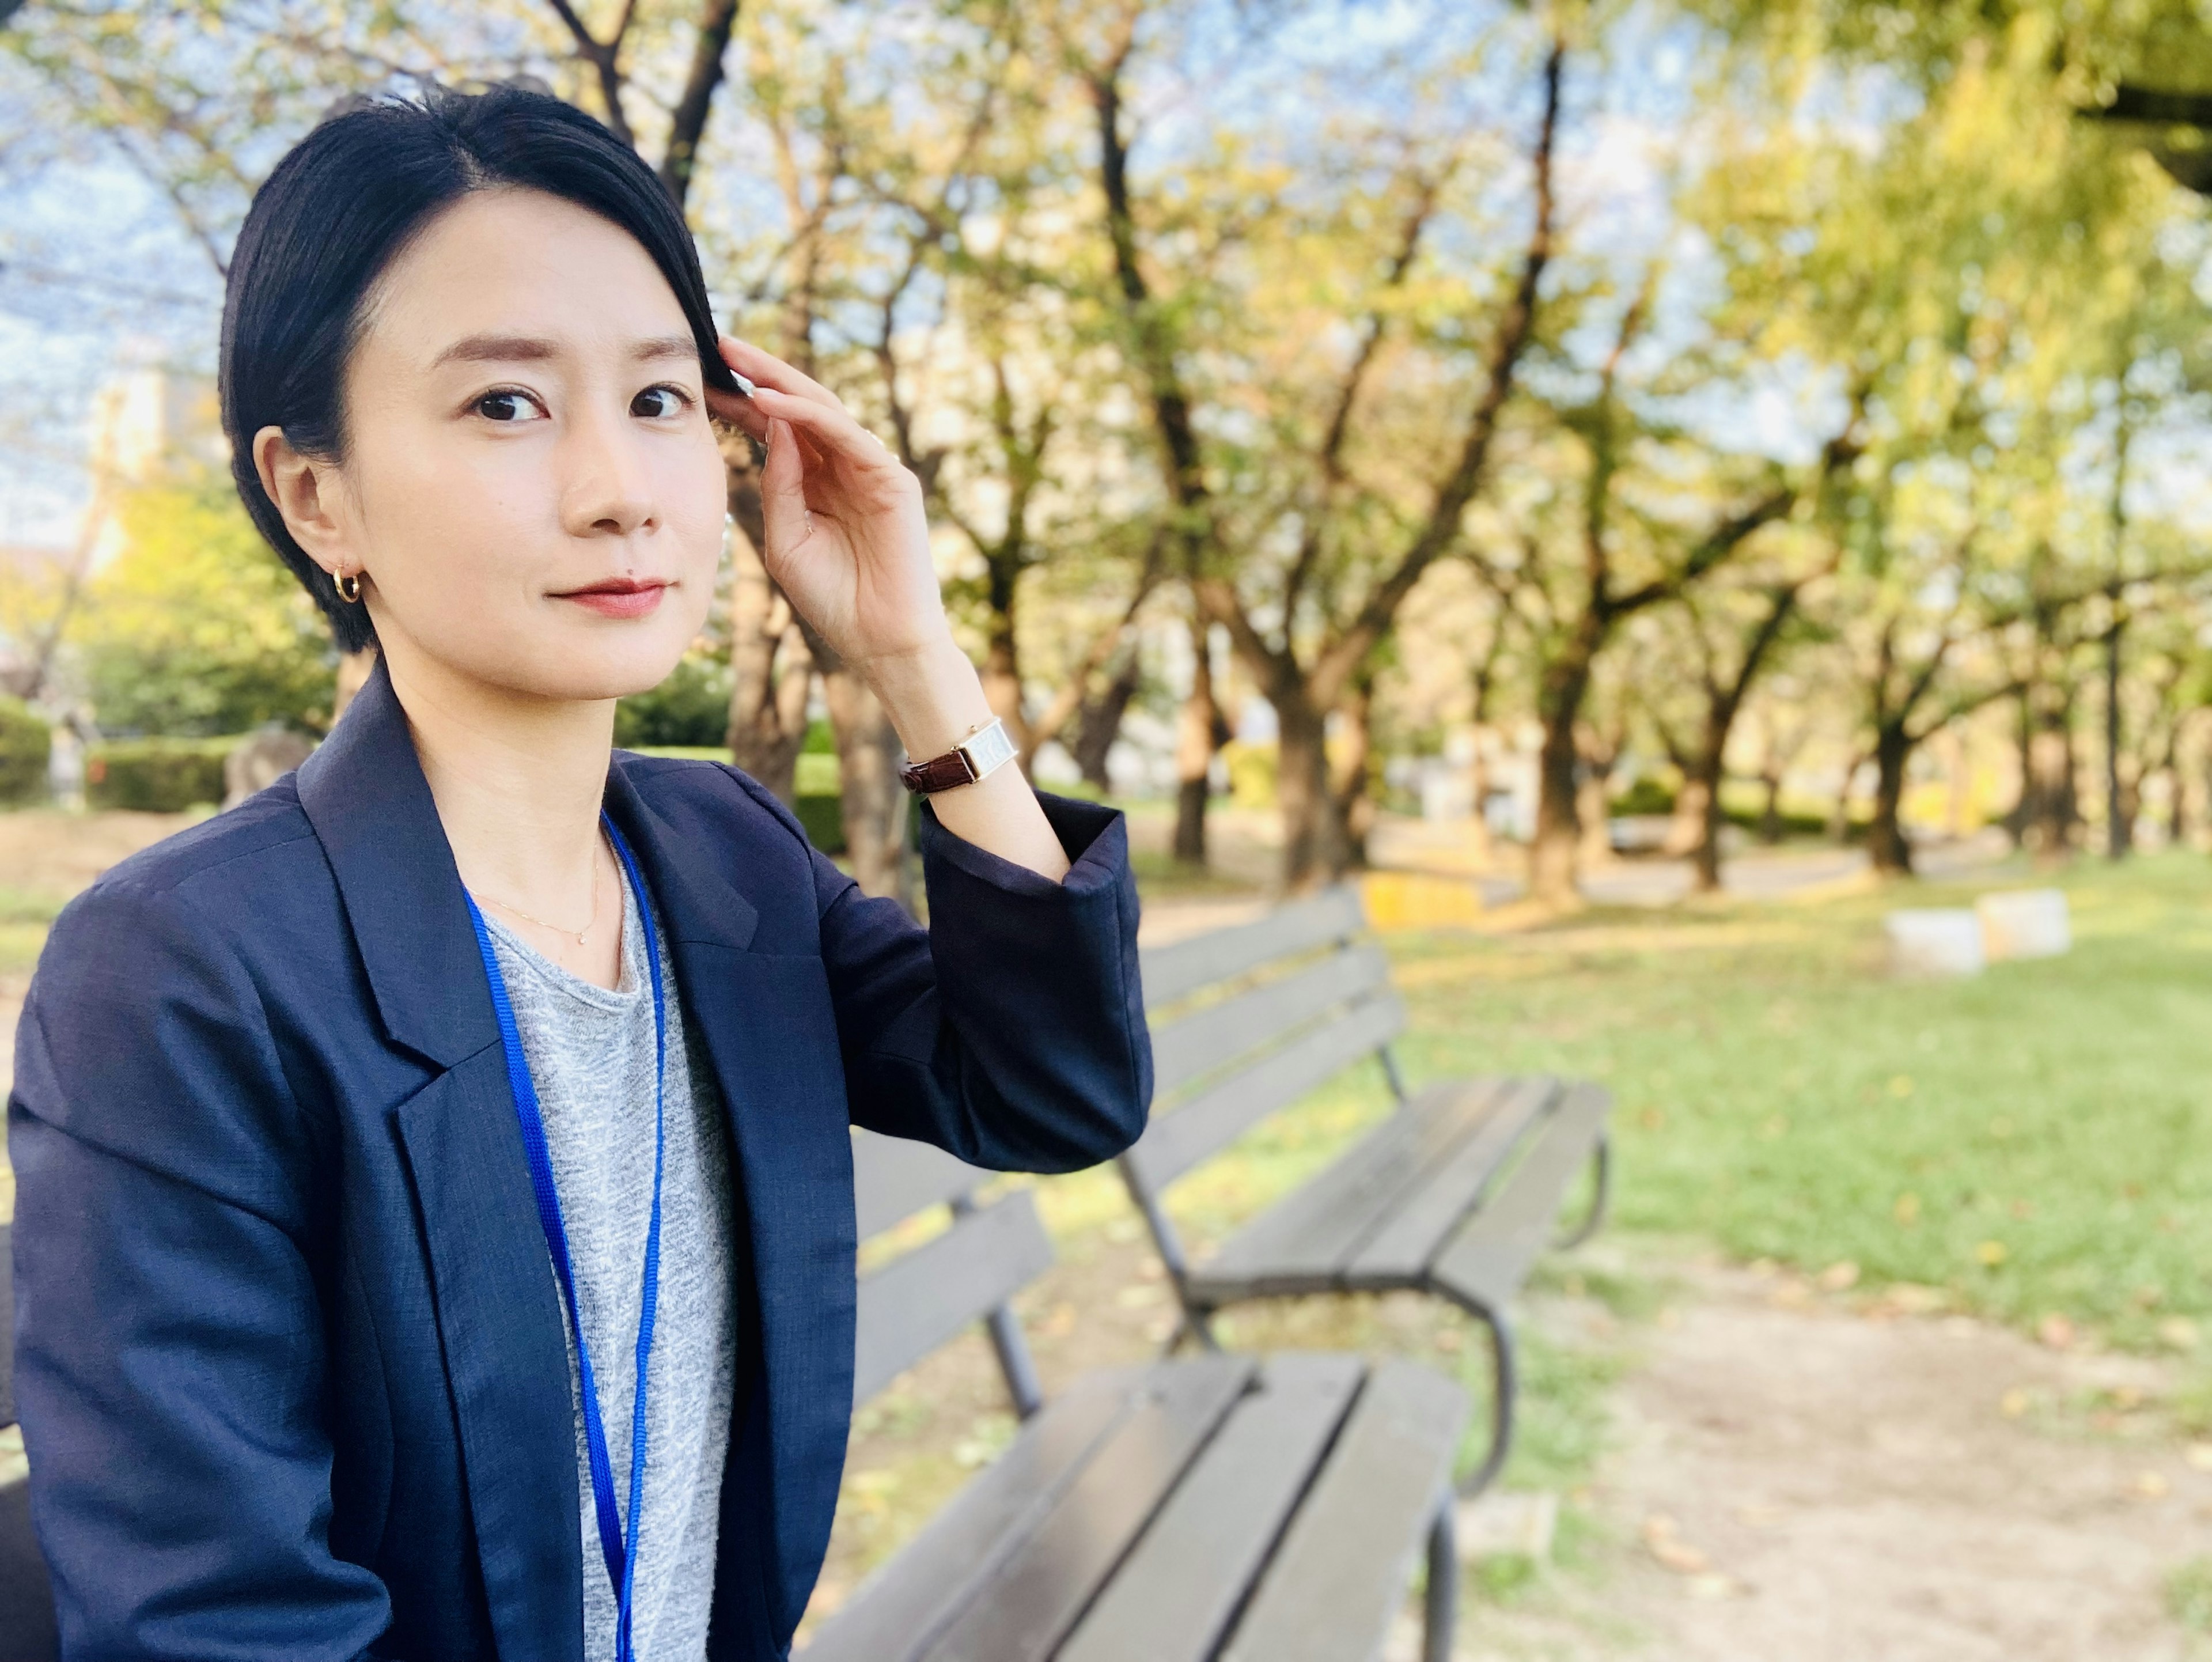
top-left (1642, 1513), bottom-right (1711, 1575)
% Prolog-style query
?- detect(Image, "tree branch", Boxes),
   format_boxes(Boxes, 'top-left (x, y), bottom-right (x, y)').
top-left (1282, 158), bottom-right (1451, 618)
top-left (1310, 34), bottom-right (1563, 708)
top-left (658, 0), bottom-right (741, 209)
top-left (541, 0), bottom-right (635, 148)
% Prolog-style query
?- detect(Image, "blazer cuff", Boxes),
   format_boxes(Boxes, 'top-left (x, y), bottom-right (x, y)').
top-left (916, 791), bottom-right (1130, 899)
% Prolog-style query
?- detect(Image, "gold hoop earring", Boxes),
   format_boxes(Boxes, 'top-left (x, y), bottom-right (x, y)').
top-left (335, 569), bottom-right (363, 604)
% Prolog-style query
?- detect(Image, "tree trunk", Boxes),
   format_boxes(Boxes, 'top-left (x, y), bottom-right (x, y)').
top-left (1575, 743), bottom-right (1615, 874)
top-left (1465, 658), bottom-right (1499, 868)
top-left (724, 527), bottom-right (810, 801)
top-left (1758, 767), bottom-right (1784, 845)
top-left (982, 555), bottom-right (1032, 756)
top-left (1332, 673), bottom-right (1376, 872)
top-left (1277, 693), bottom-right (1353, 891)
top-left (2022, 677), bottom-right (2078, 858)
top-left (2105, 618), bottom-right (2130, 861)
top-left (1662, 773), bottom-right (1708, 859)
top-left (1530, 707), bottom-right (1582, 907)
top-left (1529, 649), bottom-right (1594, 907)
top-left (1827, 751), bottom-right (1862, 845)
top-left (1071, 656), bottom-right (1141, 793)
top-left (1866, 724), bottom-right (1914, 876)
top-left (1692, 761), bottom-right (1725, 891)
top-left (1173, 618), bottom-right (1220, 865)
top-left (720, 438), bottom-right (812, 804)
top-left (820, 661), bottom-right (910, 905)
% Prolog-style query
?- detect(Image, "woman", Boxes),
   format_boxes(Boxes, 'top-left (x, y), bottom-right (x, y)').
top-left (6, 83), bottom-right (1150, 1661)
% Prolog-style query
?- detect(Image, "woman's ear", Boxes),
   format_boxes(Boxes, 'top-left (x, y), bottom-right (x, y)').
top-left (253, 424), bottom-right (354, 574)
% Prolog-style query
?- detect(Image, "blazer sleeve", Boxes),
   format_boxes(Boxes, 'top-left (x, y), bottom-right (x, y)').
top-left (7, 881), bottom-right (390, 1660)
top-left (802, 788), bottom-right (1153, 1172)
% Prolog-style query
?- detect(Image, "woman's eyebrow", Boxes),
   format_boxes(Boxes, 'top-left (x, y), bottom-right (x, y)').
top-left (429, 332), bottom-right (700, 368)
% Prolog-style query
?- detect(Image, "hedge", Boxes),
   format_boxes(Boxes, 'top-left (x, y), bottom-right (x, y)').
top-left (87, 736), bottom-right (236, 812)
top-left (0, 699), bottom-right (51, 805)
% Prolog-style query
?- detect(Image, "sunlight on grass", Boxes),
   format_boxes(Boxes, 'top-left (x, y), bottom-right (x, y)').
top-left (1388, 853), bottom-right (2212, 1362)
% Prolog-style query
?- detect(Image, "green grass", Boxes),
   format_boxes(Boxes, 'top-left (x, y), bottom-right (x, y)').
top-left (1384, 852), bottom-right (2212, 1359)
top-left (2171, 1556), bottom-right (2212, 1632)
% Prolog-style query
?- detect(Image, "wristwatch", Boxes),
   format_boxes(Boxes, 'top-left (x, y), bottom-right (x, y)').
top-left (899, 716), bottom-right (1018, 794)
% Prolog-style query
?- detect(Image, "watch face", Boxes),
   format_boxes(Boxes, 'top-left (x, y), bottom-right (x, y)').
top-left (960, 719), bottom-right (1018, 779)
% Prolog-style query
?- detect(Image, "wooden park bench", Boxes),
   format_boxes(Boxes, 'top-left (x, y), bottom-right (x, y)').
top-left (800, 1129), bottom-right (1469, 1662)
top-left (1124, 886), bottom-right (1614, 1493)
top-left (1, 1223), bottom-right (62, 1661)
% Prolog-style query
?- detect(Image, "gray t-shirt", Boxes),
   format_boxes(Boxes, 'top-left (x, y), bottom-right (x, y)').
top-left (482, 862), bottom-right (737, 1662)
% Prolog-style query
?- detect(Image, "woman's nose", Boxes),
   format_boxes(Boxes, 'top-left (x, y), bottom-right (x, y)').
top-left (559, 404), bottom-right (657, 539)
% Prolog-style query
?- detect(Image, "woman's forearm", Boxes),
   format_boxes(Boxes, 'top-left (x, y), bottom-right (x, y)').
top-left (862, 637), bottom-right (1072, 883)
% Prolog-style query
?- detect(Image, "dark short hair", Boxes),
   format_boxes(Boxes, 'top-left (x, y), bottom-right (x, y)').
top-left (219, 82), bottom-right (740, 653)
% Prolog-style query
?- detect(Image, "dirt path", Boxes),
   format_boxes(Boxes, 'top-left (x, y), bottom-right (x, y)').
top-left (1460, 1247), bottom-right (2211, 1661)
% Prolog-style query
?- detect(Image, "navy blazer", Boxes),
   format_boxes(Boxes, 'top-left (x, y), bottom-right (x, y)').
top-left (6, 657), bottom-right (1151, 1660)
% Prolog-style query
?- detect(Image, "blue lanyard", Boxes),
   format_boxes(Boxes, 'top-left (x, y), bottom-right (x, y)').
top-left (461, 812), bottom-right (668, 1662)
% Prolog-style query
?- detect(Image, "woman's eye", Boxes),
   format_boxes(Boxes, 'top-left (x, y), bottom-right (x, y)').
top-left (634, 385), bottom-right (692, 419)
top-left (475, 389), bottom-right (544, 423)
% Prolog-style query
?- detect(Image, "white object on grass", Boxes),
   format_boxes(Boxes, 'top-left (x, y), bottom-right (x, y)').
top-left (1885, 908), bottom-right (1986, 978)
top-left (1976, 888), bottom-right (2071, 961)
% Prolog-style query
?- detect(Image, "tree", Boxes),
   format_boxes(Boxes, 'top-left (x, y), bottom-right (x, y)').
top-left (75, 468), bottom-right (334, 736)
top-left (1073, 2), bottom-right (1562, 887)
top-left (1641, 548), bottom-right (1835, 889)
top-left (1475, 281), bottom-right (1859, 903)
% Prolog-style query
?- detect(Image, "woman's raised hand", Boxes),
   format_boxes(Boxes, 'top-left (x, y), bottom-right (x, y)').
top-left (704, 335), bottom-right (950, 675)
top-left (703, 333), bottom-right (1070, 882)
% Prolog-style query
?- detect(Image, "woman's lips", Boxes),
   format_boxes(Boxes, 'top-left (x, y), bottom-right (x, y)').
top-left (553, 578), bottom-right (669, 620)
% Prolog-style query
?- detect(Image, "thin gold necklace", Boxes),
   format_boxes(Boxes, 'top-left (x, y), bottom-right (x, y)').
top-left (474, 833), bottom-right (604, 947)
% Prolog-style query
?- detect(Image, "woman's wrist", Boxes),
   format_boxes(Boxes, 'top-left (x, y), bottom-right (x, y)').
top-left (859, 635), bottom-right (997, 763)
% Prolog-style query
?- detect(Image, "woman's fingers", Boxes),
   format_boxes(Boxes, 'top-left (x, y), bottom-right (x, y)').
top-left (717, 335), bottom-right (846, 415)
top-left (757, 417), bottom-right (816, 550)
top-left (749, 385), bottom-right (907, 486)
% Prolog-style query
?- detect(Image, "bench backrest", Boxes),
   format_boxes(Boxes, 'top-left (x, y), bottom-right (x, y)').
top-left (850, 1131), bottom-right (1048, 1416)
top-left (1127, 886), bottom-right (1404, 1194)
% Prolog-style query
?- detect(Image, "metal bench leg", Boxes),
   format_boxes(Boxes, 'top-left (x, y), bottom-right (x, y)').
top-left (1160, 1305), bottom-right (1222, 1356)
top-left (1423, 1489), bottom-right (1458, 1662)
top-left (1455, 1303), bottom-right (1517, 1497)
top-left (1378, 1042), bottom-right (1412, 1106)
top-left (1554, 1131), bottom-right (1611, 1251)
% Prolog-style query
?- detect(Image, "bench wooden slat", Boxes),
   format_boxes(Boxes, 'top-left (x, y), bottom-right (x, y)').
top-left (1139, 887), bottom-right (1366, 1010)
top-left (1151, 944), bottom-right (1391, 1098)
top-left (1055, 1354), bottom-right (1364, 1662)
top-left (1188, 1078), bottom-right (1506, 1296)
top-left (916, 1355), bottom-right (1258, 1662)
top-left (798, 1368), bottom-right (1150, 1662)
top-left (851, 1129), bottom-right (987, 1240)
top-left (1217, 1360), bottom-right (1467, 1662)
top-left (1430, 1084), bottom-right (1612, 1313)
top-left (1126, 993), bottom-right (1406, 1192)
top-left (1345, 1077), bottom-right (1560, 1282)
top-left (852, 1191), bottom-right (1053, 1408)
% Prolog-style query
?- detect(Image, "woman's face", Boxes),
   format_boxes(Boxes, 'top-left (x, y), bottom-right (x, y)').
top-left (267, 187), bottom-right (726, 705)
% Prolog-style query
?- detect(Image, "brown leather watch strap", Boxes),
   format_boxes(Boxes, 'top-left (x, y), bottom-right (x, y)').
top-left (898, 749), bottom-right (978, 793)
top-left (899, 715), bottom-right (1017, 794)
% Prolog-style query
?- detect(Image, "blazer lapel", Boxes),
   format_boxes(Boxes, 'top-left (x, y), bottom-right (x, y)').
top-left (296, 657), bottom-right (584, 1662)
top-left (392, 1051), bottom-right (584, 1662)
top-left (604, 760), bottom-right (859, 1626)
